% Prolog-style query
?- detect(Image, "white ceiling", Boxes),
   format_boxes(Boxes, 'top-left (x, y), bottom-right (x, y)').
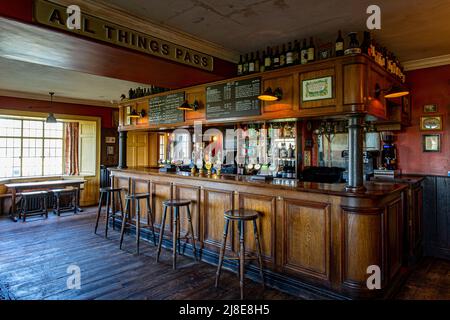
top-left (0, 57), bottom-right (151, 106)
top-left (101, 0), bottom-right (450, 62)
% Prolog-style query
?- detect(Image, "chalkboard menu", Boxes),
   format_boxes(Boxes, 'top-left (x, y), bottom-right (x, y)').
top-left (206, 77), bottom-right (261, 120)
top-left (149, 92), bottom-right (185, 125)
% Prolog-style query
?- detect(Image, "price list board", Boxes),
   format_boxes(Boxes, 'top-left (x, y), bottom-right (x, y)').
top-left (206, 77), bottom-right (261, 120)
top-left (149, 92), bottom-right (185, 125)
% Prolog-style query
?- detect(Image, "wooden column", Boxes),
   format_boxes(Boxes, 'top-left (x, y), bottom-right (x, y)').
top-left (346, 115), bottom-right (366, 192)
top-left (118, 130), bottom-right (128, 169)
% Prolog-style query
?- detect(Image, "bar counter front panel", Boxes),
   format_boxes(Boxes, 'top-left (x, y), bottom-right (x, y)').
top-left (110, 167), bottom-right (407, 299)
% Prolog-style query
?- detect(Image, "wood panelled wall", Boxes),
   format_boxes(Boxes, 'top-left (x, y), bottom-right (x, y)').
top-left (423, 176), bottom-right (450, 260)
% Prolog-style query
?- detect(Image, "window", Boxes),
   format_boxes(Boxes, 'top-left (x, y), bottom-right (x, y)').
top-left (172, 132), bottom-right (191, 164)
top-left (159, 134), bottom-right (166, 162)
top-left (0, 118), bottom-right (64, 178)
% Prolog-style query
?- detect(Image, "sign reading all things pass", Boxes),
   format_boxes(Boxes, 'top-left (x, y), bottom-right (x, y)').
top-left (33, 0), bottom-right (214, 71)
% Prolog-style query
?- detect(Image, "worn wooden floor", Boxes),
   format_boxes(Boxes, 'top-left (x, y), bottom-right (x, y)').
top-left (0, 207), bottom-right (448, 300)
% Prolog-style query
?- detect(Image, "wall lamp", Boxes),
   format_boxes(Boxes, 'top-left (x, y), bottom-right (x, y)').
top-left (128, 109), bottom-right (146, 118)
top-left (178, 100), bottom-right (199, 111)
top-left (257, 87), bottom-right (283, 101)
top-left (375, 83), bottom-right (409, 99)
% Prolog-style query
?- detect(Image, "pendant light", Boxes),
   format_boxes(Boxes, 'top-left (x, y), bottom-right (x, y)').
top-left (45, 92), bottom-right (57, 123)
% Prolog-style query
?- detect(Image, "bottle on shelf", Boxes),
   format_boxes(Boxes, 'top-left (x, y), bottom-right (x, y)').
top-left (286, 42), bottom-right (294, 66)
top-left (344, 32), bottom-right (361, 55)
top-left (264, 46), bottom-right (272, 71)
top-left (248, 52), bottom-right (255, 73)
top-left (254, 51), bottom-right (260, 73)
top-left (335, 30), bottom-right (344, 57)
top-left (237, 55), bottom-right (243, 75)
top-left (300, 39), bottom-right (308, 64)
top-left (243, 53), bottom-right (249, 74)
top-left (287, 143), bottom-right (294, 159)
top-left (307, 37), bottom-right (315, 62)
top-left (293, 40), bottom-right (300, 64)
top-left (280, 44), bottom-right (286, 67)
top-left (273, 46), bottom-right (280, 68)
top-left (361, 31), bottom-right (371, 55)
top-left (260, 51), bottom-right (266, 72)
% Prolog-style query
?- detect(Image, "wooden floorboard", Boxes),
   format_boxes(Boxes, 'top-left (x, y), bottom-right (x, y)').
top-left (0, 207), bottom-right (449, 300)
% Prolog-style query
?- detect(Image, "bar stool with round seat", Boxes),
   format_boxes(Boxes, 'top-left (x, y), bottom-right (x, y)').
top-left (156, 199), bottom-right (197, 269)
top-left (215, 208), bottom-right (265, 300)
top-left (119, 192), bottom-right (156, 255)
top-left (94, 187), bottom-right (125, 237)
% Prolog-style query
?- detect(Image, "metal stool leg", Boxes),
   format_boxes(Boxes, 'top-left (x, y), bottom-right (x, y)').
top-left (172, 206), bottom-right (179, 269)
top-left (136, 199), bottom-right (141, 255)
top-left (156, 205), bottom-right (168, 262)
top-left (112, 192), bottom-right (116, 231)
top-left (119, 197), bottom-right (130, 250)
top-left (146, 196), bottom-right (157, 245)
top-left (104, 192), bottom-right (111, 238)
top-left (239, 220), bottom-right (245, 300)
top-left (186, 204), bottom-right (197, 261)
top-left (94, 192), bottom-right (104, 234)
top-left (253, 219), bottom-right (265, 288)
top-left (215, 218), bottom-right (230, 287)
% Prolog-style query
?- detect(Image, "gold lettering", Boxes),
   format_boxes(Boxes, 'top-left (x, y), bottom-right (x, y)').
top-left (117, 29), bottom-right (128, 43)
top-left (162, 44), bottom-right (170, 55)
top-left (184, 51), bottom-right (192, 63)
top-left (49, 8), bottom-right (64, 25)
top-left (150, 40), bottom-right (159, 53)
top-left (137, 36), bottom-right (148, 49)
top-left (175, 48), bottom-right (183, 59)
top-left (104, 25), bottom-right (115, 39)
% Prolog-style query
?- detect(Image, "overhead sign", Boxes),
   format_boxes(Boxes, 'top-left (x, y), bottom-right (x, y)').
top-left (33, 0), bottom-right (214, 71)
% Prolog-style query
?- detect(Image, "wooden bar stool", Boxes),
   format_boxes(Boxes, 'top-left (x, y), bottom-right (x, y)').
top-left (19, 191), bottom-right (49, 222)
top-left (52, 187), bottom-right (78, 216)
top-left (156, 199), bottom-right (197, 269)
top-left (215, 209), bottom-right (265, 300)
top-left (94, 187), bottom-right (124, 237)
top-left (119, 193), bottom-right (156, 255)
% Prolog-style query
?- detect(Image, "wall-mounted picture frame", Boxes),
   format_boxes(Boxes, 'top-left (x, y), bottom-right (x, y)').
top-left (105, 136), bottom-right (116, 144)
top-left (302, 76), bottom-right (333, 101)
top-left (420, 115), bottom-right (442, 131)
top-left (423, 104), bottom-right (438, 113)
top-left (423, 134), bottom-right (440, 152)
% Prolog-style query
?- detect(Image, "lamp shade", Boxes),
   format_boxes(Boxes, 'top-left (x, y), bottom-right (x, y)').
top-left (128, 109), bottom-right (140, 118)
top-left (46, 113), bottom-right (57, 123)
top-left (178, 100), bottom-right (199, 111)
top-left (384, 85), bottom-right (410, 99)
top-left (258, 87), bottom-right (282, 101)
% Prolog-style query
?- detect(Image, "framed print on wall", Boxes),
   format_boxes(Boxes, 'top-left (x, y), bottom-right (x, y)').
top-left (302, 76), bottom-right (333, 101)
top-left (420, 115), bottom-right (442, 131)
top-left (423, 104), bottom-right (438, 113)
top-left (423, 134), bottom-right (440, 152)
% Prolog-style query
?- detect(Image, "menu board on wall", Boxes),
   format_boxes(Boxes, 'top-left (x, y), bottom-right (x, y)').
top-left (149, 92), bottom-right (185, 125)
top-left (206, 77), bottom-right (261, 120)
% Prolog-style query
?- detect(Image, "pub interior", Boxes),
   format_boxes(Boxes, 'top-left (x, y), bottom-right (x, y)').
top-left (0, 0), bottom-right (449, 303)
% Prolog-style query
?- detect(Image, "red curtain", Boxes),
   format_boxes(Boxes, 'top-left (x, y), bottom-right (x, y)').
top-left (64, 122), bottom-right (79, 175)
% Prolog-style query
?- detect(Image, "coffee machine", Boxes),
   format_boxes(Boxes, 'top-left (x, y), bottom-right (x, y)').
top-left (380, 132), bottom-right (397, 170)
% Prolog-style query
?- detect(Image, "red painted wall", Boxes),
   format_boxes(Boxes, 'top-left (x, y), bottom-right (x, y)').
top-left (0, 0), bottom-right (32, 22)
top-left (0, 96), bottom-right (116, 129)
top-left (396, 65), bottom-right (450, 176)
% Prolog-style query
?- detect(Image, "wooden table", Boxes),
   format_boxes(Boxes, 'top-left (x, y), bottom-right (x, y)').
top-left (5, 179), bottom-right (85, 222)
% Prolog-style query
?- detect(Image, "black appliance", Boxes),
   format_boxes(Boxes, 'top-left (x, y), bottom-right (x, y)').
top-left (380, 132), bottom-right (397, 170)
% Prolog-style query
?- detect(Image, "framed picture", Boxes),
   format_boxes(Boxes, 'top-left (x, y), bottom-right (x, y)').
top-left (302, 76), bottom-right (333, 101)
top-left (423, 104), bottom-right (437, 113)
top-left (105, 136), bottom-right (116, 144)
top-left (420, 116), bottom-right (442, 131)
top-left (423, 134), bottom-right (440, 152)
top-left (107, 146), bottom-right (115, 156)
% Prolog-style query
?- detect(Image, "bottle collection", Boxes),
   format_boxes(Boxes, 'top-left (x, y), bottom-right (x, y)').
top-left (127, 86), bottom-right (170, 100)
top-left (236, 31), bottom-right (405, 83)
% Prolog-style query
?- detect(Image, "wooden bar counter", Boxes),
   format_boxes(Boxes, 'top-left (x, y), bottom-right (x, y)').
top-left (110, 167), bottom-right (408, 299)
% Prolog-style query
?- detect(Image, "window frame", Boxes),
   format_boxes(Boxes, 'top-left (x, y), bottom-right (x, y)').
top-left (0, 117), bottom-right (65, 178)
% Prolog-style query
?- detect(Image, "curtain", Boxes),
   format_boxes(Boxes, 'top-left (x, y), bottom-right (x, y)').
top-left (64, 122), bottom-right (79, 175)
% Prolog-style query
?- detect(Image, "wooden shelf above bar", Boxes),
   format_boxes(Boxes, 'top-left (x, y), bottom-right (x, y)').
top-left (119, 54), bottom-right (407, 131)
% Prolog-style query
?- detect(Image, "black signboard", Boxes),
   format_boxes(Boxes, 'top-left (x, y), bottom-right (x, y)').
top-left (206, 77), bottom-right (261, 120)
top-left (149, 92), bottom-right (185, 125)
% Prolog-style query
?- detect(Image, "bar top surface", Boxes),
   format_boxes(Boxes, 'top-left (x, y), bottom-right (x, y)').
top-left (110, 167), bottom-right (408, 198)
